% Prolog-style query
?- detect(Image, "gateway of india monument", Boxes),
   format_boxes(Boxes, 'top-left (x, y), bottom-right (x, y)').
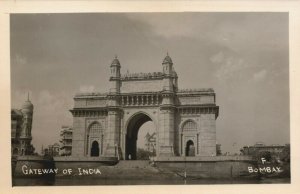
top-left (70, 54), bottom-right (219, 160)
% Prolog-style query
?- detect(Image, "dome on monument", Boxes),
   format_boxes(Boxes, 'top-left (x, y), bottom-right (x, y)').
top-left (111, 56), bottom-right (120, 66)
top-left (21, 93), bottom-right (33, 110)
top-left (22, 100), bottom-right (33, 110)
top-left (162, 54), bottom-right (173, 64)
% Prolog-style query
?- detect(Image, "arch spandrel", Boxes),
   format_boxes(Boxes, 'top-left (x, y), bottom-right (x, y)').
top-left (87, 121), bottom-right (104, 135)
top-left (179, 119), bottom-right (199, 133)
top-left (123, 110), bottom-right (159, 135)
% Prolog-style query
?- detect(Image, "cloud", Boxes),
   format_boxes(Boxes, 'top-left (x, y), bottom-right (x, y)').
top-left (210, 51), bottom-right (225, 64)
top-left (210, 51), bottom-right (248, 82)
top-left (125, 14), bottom-right (194, 39)
top-left (253, 70), bottom-right (267, 82)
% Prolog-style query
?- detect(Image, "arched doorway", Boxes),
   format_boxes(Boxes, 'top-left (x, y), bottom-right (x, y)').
top-left (181, 120), bottom-right (198, 156)
top-left (125, 113), bottom-right (156, 160)
top-left (185, 140), bottom-right (195, 156)
top-left (86, 122), bottom-right (103, 156)
top-left (91, 141), bottom-right (99, 157)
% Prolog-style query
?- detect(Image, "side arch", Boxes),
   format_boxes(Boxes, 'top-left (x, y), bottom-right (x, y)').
top-left (86, 121), bottom-right (104, 157)
top-left (179, 119), bottom-right (199, 156)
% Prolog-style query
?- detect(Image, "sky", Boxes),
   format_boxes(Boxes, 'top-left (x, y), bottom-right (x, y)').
top-left (10, 13), bottom-right (289, 154)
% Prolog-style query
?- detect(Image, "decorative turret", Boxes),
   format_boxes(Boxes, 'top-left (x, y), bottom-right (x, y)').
top-left (162, 53), bottom-right (175, 92)
top-left (162, 53), bottom-right (173, 75)
top-left (160, 53), bottom-right (176, 157)
top-left (109, 55), bottom-right (121, 94)
top-left (110, 55), bottom-right (121, 78)
top-left (106, 56), bottom-right (122, 156)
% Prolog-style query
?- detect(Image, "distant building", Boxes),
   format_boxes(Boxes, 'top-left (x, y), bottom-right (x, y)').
top-left (42, 143), bottom-right (60, 157)
top-left (216, 144), bottom-right (222, 156)
top-left (59, 126), bottom-right (73, 156)
top-left (11, 96), bottom-right (35, 156)
top-left (144, 132), bottom-right (156, 153)
top-left (240, 142), bottom-right (289, 160)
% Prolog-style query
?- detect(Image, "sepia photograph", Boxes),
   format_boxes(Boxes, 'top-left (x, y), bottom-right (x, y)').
top-left (9, 11), bottom-right (291, 187)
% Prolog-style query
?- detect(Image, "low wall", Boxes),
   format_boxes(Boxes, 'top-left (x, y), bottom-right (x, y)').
top-left (153, 156), bottom-right (257, 179)
top-left (155, 160), bottom-right (257, 179)
top-left (154, 155), bottom-right (254, 162)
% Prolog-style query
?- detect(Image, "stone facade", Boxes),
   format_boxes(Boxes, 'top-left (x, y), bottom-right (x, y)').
top-left (240, 143), bottom-right (289, 156)
top-left (70, 54), bottom-right (219, 159)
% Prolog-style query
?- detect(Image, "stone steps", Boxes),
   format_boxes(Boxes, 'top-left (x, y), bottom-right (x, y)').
top-left (116, 160), bottom-right (150, 168)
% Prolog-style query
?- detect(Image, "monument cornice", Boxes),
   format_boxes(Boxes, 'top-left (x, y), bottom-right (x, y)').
top-left (177, 104), bottom-right (218, 108)
top-left (107, 106), bottom-right (122, 111)
top-left (120, 91), bottom-right (161, 96)
top-left (176, 105), bottom-right (219, 118)
top-left (120, 72), bottom-right (164, 81)
top-left (176, 92), bottom-right (215, 97)
top-left (107, 94), bottom-right (121, 100)
top-left (109, 77), bottom-right (121, 81)
top-left (159, 104), bottom-right (176, 110)
top-left (176, 88), bottom-right (215, 96)
top-left (70, 108), bottom-right (108, 117)
top-left (74, 92), bottom-right (108, 99)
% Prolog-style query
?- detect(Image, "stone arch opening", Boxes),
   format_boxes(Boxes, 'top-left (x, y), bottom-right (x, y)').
top-left (125, 112), bottom-right (156, 160)
top-left (181, 120), bottom-right (198, 156)
top-left (86, 121), bottom-right (103, 156)
top-left (185, 140), bottom-right (195, 156)
top-left (91, 141), bottom-right (100, 157)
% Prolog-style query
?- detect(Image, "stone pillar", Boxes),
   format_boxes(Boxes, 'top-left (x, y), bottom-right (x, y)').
top-left (158, 92), bottom-right (175, 157)
top-left (105, 107), bottom-right (121, 157)
top-left (158, 106), bottom-right (175, 156)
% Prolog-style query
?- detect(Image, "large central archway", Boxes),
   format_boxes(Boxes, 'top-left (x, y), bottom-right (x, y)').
top-left (125, 113), bottom-right (156, 160)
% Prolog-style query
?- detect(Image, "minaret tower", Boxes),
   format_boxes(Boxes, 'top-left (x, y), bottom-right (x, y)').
top-left (106, 56), bottom-right (121, 157)
top-left (159, 53), bottom-right (176, 156)
top-left (20, 93), bottom-right (34, 155)
top-left (162, 52), bottom-right (174, 92)
top-left (109, 55), bottom-right (121, 95)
